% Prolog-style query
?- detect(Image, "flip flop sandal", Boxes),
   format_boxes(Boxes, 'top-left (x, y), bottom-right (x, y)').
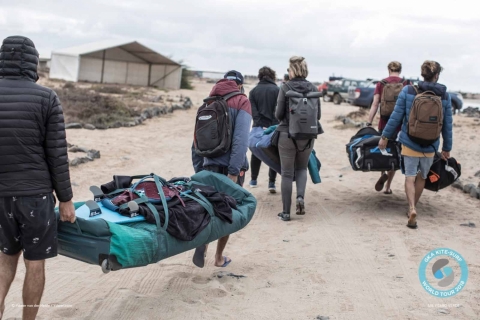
top-left (375, 174), bottom-right (389, 192)
top-left (384, 189), bottom-right (393, 195)
top-left (219, 256), bottom-right (232, 268)
top-left (192, 244), bottom-right (207, 268)
top-left (407, 212), bottom-right (418, 229)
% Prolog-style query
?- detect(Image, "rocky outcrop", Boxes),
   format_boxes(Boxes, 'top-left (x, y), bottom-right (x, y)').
top-left (68, 144), bottom-right (101, 167)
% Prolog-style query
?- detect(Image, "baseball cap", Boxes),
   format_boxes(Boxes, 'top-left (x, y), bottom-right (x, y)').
top-left (224, 70), bottom-right (244, 85)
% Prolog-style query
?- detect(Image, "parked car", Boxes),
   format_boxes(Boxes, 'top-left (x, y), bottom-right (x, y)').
top-left (348, 77), bottom-right (463, 113)
top-left (325, 78), bottom-right (367, 105)
top-left (318, 81), bottom-right (328, 97)
top-left (347, 80), bottom-right (379, 108)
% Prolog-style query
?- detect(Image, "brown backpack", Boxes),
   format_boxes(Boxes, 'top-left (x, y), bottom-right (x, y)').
top-left (407, 86), bottom-right (443, 146)
top-left (379, 79), bottom-right (405, 120)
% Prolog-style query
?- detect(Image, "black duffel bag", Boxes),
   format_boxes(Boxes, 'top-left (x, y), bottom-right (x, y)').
top-left (424, 154), bottom-right (461, 192)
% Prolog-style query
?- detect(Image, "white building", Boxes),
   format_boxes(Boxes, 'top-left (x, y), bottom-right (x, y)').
top-left (49, 40), bottom-right (182, 89)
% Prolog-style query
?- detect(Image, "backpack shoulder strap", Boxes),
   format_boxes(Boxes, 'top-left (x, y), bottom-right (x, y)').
top-left (222, 91), bottom-right (244, 101)
top-left (412, 85), bottom-right (419, 95)
top-left (380, 79), bottom-right (388, 85)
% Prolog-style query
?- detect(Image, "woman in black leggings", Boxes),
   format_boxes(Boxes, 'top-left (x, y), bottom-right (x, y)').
top-left (275, 56), bottom-right (319, 221)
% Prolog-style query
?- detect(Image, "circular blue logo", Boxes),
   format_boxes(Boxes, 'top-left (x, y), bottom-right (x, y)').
top-left (419, 248), bottom-right (468, 298)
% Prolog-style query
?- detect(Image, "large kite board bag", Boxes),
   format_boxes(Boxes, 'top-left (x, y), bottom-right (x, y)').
top-left (55, 171), bottom-right (257, 273)
top-left (346, 127), bottom-right (401, 172)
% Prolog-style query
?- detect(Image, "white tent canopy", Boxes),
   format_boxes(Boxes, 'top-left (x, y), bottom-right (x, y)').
top-left (49, 40), bottom-right (182, 89)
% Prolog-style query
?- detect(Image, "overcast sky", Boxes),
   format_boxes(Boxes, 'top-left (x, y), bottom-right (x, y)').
top-left (1, 0), bottom-right (478, 92)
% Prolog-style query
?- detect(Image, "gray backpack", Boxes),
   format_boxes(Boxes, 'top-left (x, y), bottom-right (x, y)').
top-left (285, 84), bottom-right (322, 150)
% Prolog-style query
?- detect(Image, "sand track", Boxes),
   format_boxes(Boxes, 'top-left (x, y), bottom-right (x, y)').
top-left (3, 80), bottom-right (479, 319)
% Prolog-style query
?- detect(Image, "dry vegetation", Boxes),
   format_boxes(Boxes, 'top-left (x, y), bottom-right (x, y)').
top-left (56, 86), bottom-right (140, 128)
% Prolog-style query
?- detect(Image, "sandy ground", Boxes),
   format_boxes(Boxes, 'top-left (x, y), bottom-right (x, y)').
top-left (3, 80), bottom-right (480, 320)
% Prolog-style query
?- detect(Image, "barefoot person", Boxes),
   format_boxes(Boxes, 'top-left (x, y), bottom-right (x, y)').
top-left (191, 70), bottom-right (251, 267)
top-left (275, 56), bottom-right (321, 221)
top-left (249, 66), bottom-right (279, 193)
top-left (367, 61), bottom-right (409, 194)
top-left (0, 36), bottom-right (76, 320)
top-left (379, 61), bottom-right (453, 228)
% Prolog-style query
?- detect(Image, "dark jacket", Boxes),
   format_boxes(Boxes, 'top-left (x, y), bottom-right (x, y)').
top-left (275, 78), bottom-right (321, 133)
top-left (191, 79), bottom-right (252, 176)
top-left (249, 77), bottom-right (279, 128)
top-left (382, 81), bottom-right (453, 153)
top-left (0, 36), bottom-right (72, 202)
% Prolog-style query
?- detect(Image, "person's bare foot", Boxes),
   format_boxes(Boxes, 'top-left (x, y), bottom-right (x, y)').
top-left (214, 255), bottom-right (231, 267)
top-left (407, 208), bottom-right (417, 229)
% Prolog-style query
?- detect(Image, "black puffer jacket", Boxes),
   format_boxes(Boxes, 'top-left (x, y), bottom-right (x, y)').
top-left (249, 77), bottom-right (280, 128)
top-left (0, 36), bottom-right (72, 202)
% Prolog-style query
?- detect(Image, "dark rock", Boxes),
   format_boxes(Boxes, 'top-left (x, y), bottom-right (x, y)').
top-left (124, 121), bottom-right (137, 127)
top-left (463, 184), bottom-right (476, 194)
top-left (470, 187), bottom-right (480, 199)
top-left (111, 121), bottom-right (123, 128)
top-left (168, 106), bottom-right (174, 113)
top-left (72, 182), bottom-right (79, 187)
top-left (474, 170), bottom-right (480, 177)
top-left (183, 98), bottom-right (192, 109)
top-left (226, 273), bottom-right (246, 279)
top-left (160, 106), bottom-right (168, 115)
top-left (388, 254), bottom-right (395, 257)
top-left (65, 123), bottom-right (82, 129)
top-left (69, 146), bottom-right (89, 153)
top-left (283, 240), bottom-right (290, 242)
top-left (67, 142), bottom-right (74, 148)
top-left (460, 222), bottom-right (476, 228)
top-left (316, 316), bottom-right (330, 320)
top-left (87, 150), bottom-right (100, 159)
top-left (134, 117), bottom-right (143, 125)
top-left (141, 110), bottom-right (152, 119)
top-left (151, 106), bottom-right (162, 117)
top-left (451, 179), bottom-right (463, 190)
top-left (69, 157), bottom-right (90, 166)
top-left (172, 104), bottom-right (184, 111)
top-left (83, 124), bottom-right (96, 130)
top-left (95, 124), bottom-right (108, 130)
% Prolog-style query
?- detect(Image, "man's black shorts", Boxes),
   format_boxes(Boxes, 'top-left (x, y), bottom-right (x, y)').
top-left (0, 193), bottom-right (57, 260)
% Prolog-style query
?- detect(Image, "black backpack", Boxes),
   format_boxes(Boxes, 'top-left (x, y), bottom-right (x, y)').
top-left (194, 91), bottom-right (244, 158)
top-left (424, 154), bottom-right (461, 192)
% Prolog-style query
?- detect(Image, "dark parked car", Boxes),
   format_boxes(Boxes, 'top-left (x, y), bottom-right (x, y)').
top-left (348, 78), bottom-right (463, 113)
top-left (347, 80), bottom-right (379, 108)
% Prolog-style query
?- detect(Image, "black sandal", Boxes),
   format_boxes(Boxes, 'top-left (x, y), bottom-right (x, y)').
top-left (375, 174), bottom-right (388, 192)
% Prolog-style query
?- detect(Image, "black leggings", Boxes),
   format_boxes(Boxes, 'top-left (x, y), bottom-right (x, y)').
top-left (250, 154), bottom-right (277, 183)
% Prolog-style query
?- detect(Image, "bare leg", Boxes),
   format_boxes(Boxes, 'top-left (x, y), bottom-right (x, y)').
top-left (214, 235), bottom-right (231, 267)
top-left (0, 252), bottom-right (21, 319)
top-left (414, 172), bottom-right (426, 205)
top-left (23, 259), bottom-right (45, 320)
top-left (384, 170), bottom-right (396, 193)
top-left (405, 176), bottom-right (417, 225)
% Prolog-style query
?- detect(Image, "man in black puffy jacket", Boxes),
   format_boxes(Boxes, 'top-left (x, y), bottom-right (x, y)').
top-left (248, 66), bottom-right (279, 193)
top-left (0, 36), bottom-right (75, 320)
